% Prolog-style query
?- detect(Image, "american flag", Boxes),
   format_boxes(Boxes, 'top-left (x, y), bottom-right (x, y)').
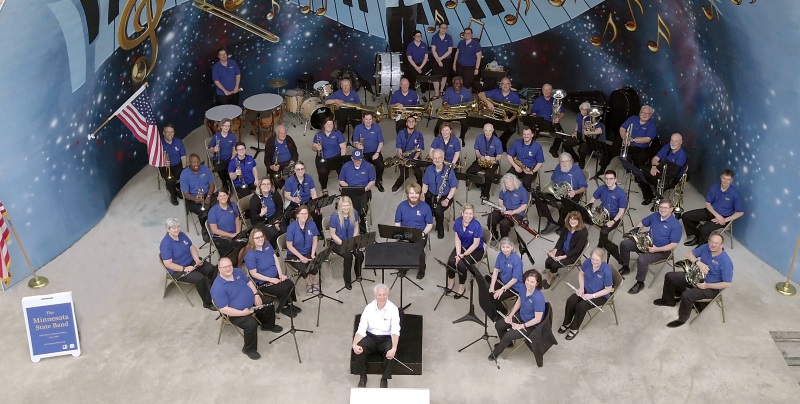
top-left (0, 201), bottom-right (11, 286)
top-left (113, 86), bottom-right (164, 166)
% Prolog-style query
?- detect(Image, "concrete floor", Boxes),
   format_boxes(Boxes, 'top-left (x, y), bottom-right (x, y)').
top-left (2, 104), bottom-right (800, 403)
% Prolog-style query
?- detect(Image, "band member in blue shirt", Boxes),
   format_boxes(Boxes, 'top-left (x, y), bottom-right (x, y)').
top-left (160, 218), bottom-right (217, 310)
top-left (286, 205), bottom-right (321, 296)
top-left (543, 212), bottom-right (589, 289)
top-left (429, 123), bottom-right (461, 165)
top-left (575, 102), bottom-right (606, 170)
top-left (506, 127), bottom-right (545, 191)
top-left (434, 76), bottom-right (472, 145)
top-left (489, 238), bottom-right (526, 314)
top-left (228, 142), bottom-right (259, 198)
top-left (389, 78), bottom-right (421, 133)
top-left (211, 47), bottom-right (241, 105)
top-left (311, 117), bottom-right (347, 196)
top-left (245, 227), bottom-right (300, 318)
top-left (159, 124), bottom-right (187, 206)
top-left (587, 170), bottom-right (628, 256)
top-left (558, 248), bottom-right (613, 340)
top-left (422, 149), bottom-right (458, 239)
top-left (353, 112), bottom-right (386, 192)
top-left (283, 161), bottom-right (322, 232)
top-left (466, 123), bottom-right (504, 200)
top-left (453, 27), bottom-right (482, 89)
top-left (339, 149), bottom-right (376, 232)
top-left (447, 204), bottom-right (484, 297)
top-left (325, 79), bottom-right (362, 133)
top-left (429, 22), bottom-right (454, 99)
top-left (264, 124), bottom-right (298, 189)
top-left (391, 116), bottom-right (425, 193)
top-left (180, 154), bottom-right (216, 242)
top-left (478, 77), bottom-right (522, 152)
top-left (639, 133), bottom-right (688, 205)
top-left (394, 183), bottom-right (433, 279)
top-left (208, 118), bottom-right (238, 191)
top-left (490, 269), bottom-right (546, 359)
top-left (207, 188), bottom-right (248, 266)
top-left (619, 105), bottom-right (657, 169)
top-left (405, 30), bottom-right (429, 89)
top-left (533, 153), bottom-right (588, 235)
top-left (249, 177), bottom-right (285, 249)
top-left (488, 173), bottom-right (529, 241)
top-left (528, 84), bottom-right (565, 158)
top-left (682, 169), bottom-right (744, 246)
top-left (330, 196), bottom-right (364, 290)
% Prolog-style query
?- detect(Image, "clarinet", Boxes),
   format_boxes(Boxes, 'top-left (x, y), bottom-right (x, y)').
top-left (175, 252), bottom-right (214, 281)
top-left (434, 164), bottom-right (452, 209)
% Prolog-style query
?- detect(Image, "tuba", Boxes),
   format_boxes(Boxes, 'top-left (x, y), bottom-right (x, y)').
top-left (624, 229), bottom-right (653, 253)
top-left (390, 102), bottom-right (433, 121)
top-left (476, 99), bottom-right (528, 121)
top-left (675, 259), bottom-right (705, 286)
top-left (583, 106), bottom-right (603, 137)
top-left (585, 202), bottom-right (611, 227)
top-left (436, 100), bottom-right (477, 120)
top-left (671, 173), bottom-right (688, 219)
top-left (551, 89), bottom-right (566, 122)
top-left (541, 181), bottom-right (573, 201)
top-left (330, 102), bottom-right (385, 123)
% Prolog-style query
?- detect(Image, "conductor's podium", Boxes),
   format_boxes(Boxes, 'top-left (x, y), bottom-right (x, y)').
top-left (350, 313), bottom-right (423, 375)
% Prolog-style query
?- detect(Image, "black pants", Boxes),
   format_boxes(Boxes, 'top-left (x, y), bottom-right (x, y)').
top-left (492, 318), bottom-right (535, 356)
top-left (628, 146), bottom-right (651, 171)
top-left (363, 152), bottom-right (385, 184)
top-left (392, 164), bottom-right (423, 187)
top-left (598, 220), bottom-right (621, 253)
top-left (316, 155), bottom-right (344, 191)
top-left (682, 209), bottom-right (725, 245)
top-left (560, 137), bottom-right (582, 164)
top-left (186, 200), bottom-right (210, 236)
top-left (544, 250), bottom-right (578, 274)
top-left (267, 161), bottom-right (292, 189)
top-left (456, 64), bottom-right (477, 89)
top-left (174, 261), bottom-right (217, 306)
top-left (466, 160), bottom-right (499, 199)
top-left (385, 4), bottom-right (416, 53)
top-left (506, 167), bottom-right (537, 192)
top-left (355, 332), bottom-right (395, 379)
top-left (434, 118), bottom-right (468, 140)
top-left (334, 109), bottom-right (361, 136)
top-left (446, 248), bottom-right (483, 284)
top-left (229, 300), bottom-right (276, 353)
top-left (215, 92), bottom-right (240, 106)
top-left (213, 159), bottom-right (234, 191)
top-left (213, 237), bottom-right (248, 266)
top-left (333, 243), bottom-right (364, 286)
top-left (661, 271), bottom-right (720, 322)
top-left (287, 252), bottom-right (317, 277)
top-left (616, 239), bottom-right (671, 282)
top-left (158, 165), bottom-right (183, 199)
top-left (257, 279), bottom-right (297, 311)
top-left (498, 120), bottom-right (518, 153)
top-left (234, 183), bottom-right (256, 198)
top-left (562, 293), bottom-right (607, 330)
top-left (488, 211), bottom-right (521, 239)
top-left (488, 277), bottom-right (517, 315)
top-left (424, 192), bottom-right (450, 234)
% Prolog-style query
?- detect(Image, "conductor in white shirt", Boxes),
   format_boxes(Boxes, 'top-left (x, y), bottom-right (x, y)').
top-left (352, 283), bottom-right (401, 389)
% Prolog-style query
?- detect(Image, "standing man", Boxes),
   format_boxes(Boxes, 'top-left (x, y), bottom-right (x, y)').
top-left (264, 124), bottom-right (298, 190)
top-left (478, 77), bottom-right (522, 151)
top-left (529, 84), bottom-right (565, 158)
top-left (160, 124), bottom-right (187, 206)
top-left (452, 28), bottom-right (482, 90)
top-left (352, 284), bottom-right (401, 388)
top-left (353, 112), bottom-right (386, 192)
top-left (212, 47), bottom-right (241, 106)
top-left (325, 79), bottom-right (362, 134)
top-left (434, 76), bottom-right (471, 146)
top-left (682, 169), bottom-right (744, 247)
top-left (422, 149), bottom-right (458, 239)
top-left (385, 0), bottom-right (423, 53)
top-left (466, 123), bottom-right (503, 200)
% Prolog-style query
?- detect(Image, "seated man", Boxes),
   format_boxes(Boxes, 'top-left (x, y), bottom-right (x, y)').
top-left (421, 149), bottom-right (458, 239)
top-left (352, 283), bottom-right (401, 389)
top-left (325, 78), bottom-right (362, 133)
top-left (654, 233), bottom-right (733, 328)
top-left (528, 84), bottom-right (565, 158)
top-left (466, 123), bottom-right (503, 200)
top-left (433, 76), bottom-right (471, 146)
top-left (639, 133), bottom-right (688, 206)
top-left (389, 78), bottom-right (421, 133)
top-left (160, 218), bottom-right (217, 310)
top-left (228, 142), bottom-right (259, 198)
top-left (394, 183), bottom-right (434, 279)
top-left (506, 127), bottom-right (544, 192)
top-left (478, 76), bottom-right (521, 152)
top-left (339, 149), bottom-right (376, 232)
top-left (533, 153), bottom-right (587, 234)
top-left (159, 124), bottom-right (187, 206)
top-left (390, 116), bottom-right (426, 192)
top-left (210, 257), bottom-right (282, 360)
top-left (619, 105), bottom-right (657, 170)
top-left (180, 154), bottom-right (216, 242)
top-left (682, 168), bottom-right (744, 247)
top-left (207, 188), bottom-right (248, 266)
top-left (587, 170), bottom-right (628, 255)
top-left (353, 112), bottom-right (386, 192)
top-left (264, 124), bottom-right (298, 189)
top-left (610, 199), bottom-right (681, 295)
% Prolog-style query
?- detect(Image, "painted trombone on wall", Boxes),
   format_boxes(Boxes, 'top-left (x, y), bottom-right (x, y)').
top-left (192, 0), bottom-right (280, 43)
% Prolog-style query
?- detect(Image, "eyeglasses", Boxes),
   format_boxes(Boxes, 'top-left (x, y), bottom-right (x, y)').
top-left (295, 167), bottom-right (305, 171)
top-left (253, 235), bottom-right (265, 240)
top-left (605, 177), bottom-right (616, 180)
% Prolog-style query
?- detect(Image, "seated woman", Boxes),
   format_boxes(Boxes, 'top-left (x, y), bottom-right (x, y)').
top-left (559, 248), bottom-right (613, 340)
top-left (244, 227), bottom-right (301, 318)
top-left (446, 204), bottom-right (484, 298)
top-left (249, 177), bottom-right (285, 249)
top-left (330, 196), bottom-right (364, 290)
top-left (488, 237), bottom-right (526, 314)
top-left (207, 188), bottom-right (248, 266)
top-left (489, 269), bottom-right (546, 359)
top-left (487, 173), bottom-right (529, 242)
top-left (159, 218), bottom-right (217, 311)
top-left (285, 205), bottom-right (320, 296)
top-left (543, 211), bottom-right (589, 289)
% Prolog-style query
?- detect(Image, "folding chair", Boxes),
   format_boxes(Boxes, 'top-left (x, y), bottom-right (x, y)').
top-left (504, 302), bottom-right (558, 367)
top-left (690, 290), bottom-right (726, 325)
top-left (718, 221), bottom-right (735, 249)
top-left (647, 251), bottom-right (675, 288)
top-left (159, 253), bottom-right (196, 307)
top-left (551, 245), bottom-right (590, 290)
top-left (582, 265), bottom-right (623, 329)
top-left (242, 262), bottom-right (282, 320)
top-left (277, 233), bottom-right (302, 284)
top-left (184, 197), bottom-right (202, 236)
top-left (213, 301), bottom-right (244, 344)
top-left (237, 193), bottom-right (253, 230)
top-left (204, 221), bottom-right (219, 257)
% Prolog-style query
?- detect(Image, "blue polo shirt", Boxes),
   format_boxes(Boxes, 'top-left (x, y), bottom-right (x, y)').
top-left (353, 123), bottom-right (384, 153)
top-left (422, 164), bottom-right (458, 196)
top-left (208, 203), bottom-right (240, 237)
top-left (508, 139), bottom-right (544, 169)
top-left (339, 161), bottom-right (376, 187)
top-left (442, 86), bottom-right (473, 105)
top-left (286, 221), bottom-right (319, 256)
top-left (620, 116), bottom-right (657, 149)
top-left (576, 114), bottom-right (588, 135)
top-left (315, 130), bottom-right (346, 159)
top-left (327, 89), bottom-right (361, 104)
top-left (494, 253), bottom-right (525, 296)
top-left (228, 155), bottom-right (258, 187)
top-left (654, 145), bottom-right (688, 177)
top-left (705, 184), bottom-right (744, 217)
top-left (530, 96), bottom-right (564, 121)
top-left (330, 211), bottom-right (360, 240)
top-left (484, 88), bottom-right (521, 104)
top-left (406, 41), bottom-right (429, 64)
top-left (500, 187), bottom-right (528, 211)
top-left (212, 59), bottom-right (240, 95)
top-left (593, 185), bottom-right (628, 217)
top-left (551, 164), bottom-right (588, 190)
top-left (430, 136), bottom-right (461, 162)
top-left (209, 132), bottom-right (237, 161)
top-left (453, 217), bottom-right (484, 250)
top-left (394, 200), bottom-right (433, 230)
top-left (430, 33), bottom-right (453, 59)
top-left (474, 135), bottom-right (503, 158)
top-left (692, 244), bottom-right (734, 284)
top-left (257, 192), bottom-right (277, 220)
top-left (179, 165), bottom-right (215, 196)
top-left (244, 245), bottom-right (279, 282)
top-left (390, 90), bottom-right (419, 106)
top-left (641, 212), bottom-right (682, 248)
top-left (456, 39), bottom-right (481, 66)
top-left (284, 174), bottom-right (316, 204)
top-left (396, 129), bottom-right (425, 152)
top-left (210, 268), bottom-right (254, 310)
top-left (274, 137), bottom-right (293, 163)
top-left (162, 137), bottom-right (186, 164)
top-left (581, 260), bottom-right (614, 296)
top-left (518, 288), bottom-right (546, 323)
top-left (160, 232), bottom-right (194, 272)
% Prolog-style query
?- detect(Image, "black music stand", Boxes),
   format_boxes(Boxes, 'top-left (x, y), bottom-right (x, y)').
top-left (307, 194), bottom-right (339, 213)
top-left (433, 257), bottom-right (459, 311)
top-left (619, 157), bottom-right (647, 218)
top-left (585, 137), bottom-right (615, 182)
top-left (455, 171), bottom-right (485, 210)
top-left (458, 272), bottom-right (500, 369)
top-left (377, 224), bottom-right (425, 311)
top-left (335, 232), bottom-right (377, 303)
top-left (432, 256), bottom-right (485, 328)
top-left (269, 282), bottom-right (313, 364)
top-left (561, 196), bottom-right (592, 225)
top-left (341, 186), bottom-right (370, 230)
top-left (300, 247), bottom-right (342, 327)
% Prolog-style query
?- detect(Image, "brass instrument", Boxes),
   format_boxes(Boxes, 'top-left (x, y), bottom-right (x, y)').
top-left (675, 259), bottom-right (706, 286)
top-left (476, 99), bottom-right (528, 121)
top-left (442, 160), bottom-right (465, 170)
top-left (356, 137), bottom-right (364, 150)
top-left (197, 187), bottom-right (206, 211)
top-left (192, 0), bottom-right (279, 43)
top-left (624, 228), bottom-right (653, 253)
top-left (541, 181), bottom-right (573, 201)
top-left (583, 107), bottom-right (603, 137)
top-left (620, 124), bottom-right (632, 160)
top-left (164, 151), bottom-right (172, 180)
top-left (390, 102), bottom-right (433, 121)
top-left (551, 89), bottom-right (566, 122)
top-left (235, 157), bottom-right (247, 188)
top-left (315, 133), bottom-right (325, 163)
top-left (436, 100), bottom-right (477, 120)
top-left (585, 202), bottom-right (611, 227)
top-left (329, 101), bottom-right (385, 123)
top-left (672, 173), bottom-right (688, 219)
top-left (512, 156), bottom-right (535, 173)
top-left (384, 148), bottom-right (422, 168)
top-left (477, 156), bottom-right (497, 169)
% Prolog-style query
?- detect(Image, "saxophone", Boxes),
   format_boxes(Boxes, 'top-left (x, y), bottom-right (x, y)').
top-left (512, 156), bottom-right (534, 173)
top-left (384, 148), bottom-right (422, 168)
top-left (478, 156), bottom-right (497, 168)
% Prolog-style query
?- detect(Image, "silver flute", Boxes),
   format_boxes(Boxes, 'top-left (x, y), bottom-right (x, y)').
top-left (565, 282), bottom-right (604, 312)
top-left (495, 310), bottom-right (533, 343)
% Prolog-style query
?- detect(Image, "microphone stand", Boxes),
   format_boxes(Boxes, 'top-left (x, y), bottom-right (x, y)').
top-left (269, 282), bottom-right (313, 364)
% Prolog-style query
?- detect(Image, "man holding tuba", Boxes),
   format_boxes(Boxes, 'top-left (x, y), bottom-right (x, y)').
top-left (609, 199), bottom-right (682, 295)
top-left (478, 77), bottom-right (521, 152)
top-left (528, 84), bottom-right (565, 158)
top-left (575, 103), bottom-right (606, 171)
top-left (532, 153), bottom-right (587, 235)
top-left (586, 170), bottom-right (627, 255)
top-left (434, 76), bottom-right (471, 146)
top-left (654, 233), bottom-right (732, 328)
top-left (638, 133), bottom-right (688, 206)
top-left (682, 169), bottom-right (744, 247)
top-left (325, 79), bottom-right (362, 134)
top-left (466, 123), bottom-right (504, 200)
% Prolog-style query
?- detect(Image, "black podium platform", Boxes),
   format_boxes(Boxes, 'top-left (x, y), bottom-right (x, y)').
top-left (349, 313), bottom-right (423, 376)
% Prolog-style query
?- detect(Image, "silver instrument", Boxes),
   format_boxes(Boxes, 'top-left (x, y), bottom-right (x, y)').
top-left (495, 310), bottom-right (533, 344)
top-left (585, 202), bottom-right (611, 227)
top-left (374, 52), bottom-right (403, 97)
top-left (197, 187), bottom-right (205, 211)
top-left (540, 181), bottom-right (573, 200)
top-left (316, 133), bottom-right (325, 163)
top-left (565, 282), bottom-right (604, 312)
top-left (236, 157), bottom-right (246, 188)
top-left (174, 252), bottom-right (214, 281)
top-left (624, 228), bottom-right (653, 253)
top-left (583, 106), bottom-right (603, 136)
top-left (621, 124), bottom-right (632, 160)
top-left (672, 173), bottom-right (688, 219)
top-left (551, 89), bottom-right (566, 122)
top-left (675, 259), bottom-right (706, 286)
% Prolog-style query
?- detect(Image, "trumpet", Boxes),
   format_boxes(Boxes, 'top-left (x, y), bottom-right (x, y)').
top-left (551, 89), bottom-right (566, 122)
top-left (315, 134), bottom-right (325, 163)
top-left (476, 99), bottom-right (528, 121)
top-left (164, 151), bottom-right (172, 180)
top-left (620, 124), bottom-right (632, 160)
top-left (390, 102), bottom-right (433, 121)
top-left (436, 100), bottom-right (477, 120)
top-left (236, 157), bottom-right (246, 188)
top-left (330, 102), bottom-right (385, 123)
top-left (655, 161), bottom-right (668, 201)
top-left (197, 187), bottom-right (206, 211)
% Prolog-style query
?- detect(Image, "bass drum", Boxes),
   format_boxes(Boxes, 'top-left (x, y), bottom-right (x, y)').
top-left (606, 87), bottom-right (640, 143)
top-left (300, 97), bottom-right (332, 130)
top-left (374, 52), bottom-right (403, 98)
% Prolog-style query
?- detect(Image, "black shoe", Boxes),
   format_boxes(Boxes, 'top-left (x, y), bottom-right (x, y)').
top-left (488, 352), bottom-right (498, 361)
top-left (203, 303), bottom-right (218, 311)
top-left (437, 229), bottom-right (445, 239)
top-left (667, 320), bottom-right (686, 328)
top-left (653, 299), bottom-right (675, 307)
top-left (619, 266), bottom-right (631, 276)
top-left (460, 137), bottom-right (466, 147)
top-left (376, 182), bottom-right (385, 192)
top-left (627, 282), bottom-right (644, 294)
top-left (261, 324), bottom-right (284, 333)
top-left (641, 198), bottom-right (653, 206)
top-left (541, 279), bottom-right (551, 290)
top-left (344, 283), bottom-right (353, 290)
top-left (280, 306), bottom-right (298, 318)
top-left (176, 192), bottom-right (184, 199)
top-left (380, 378), bottom-right (388, 388)
top-left (480, 195), bottom-right (489, 201)
top-left (391, 182), bottom-right (402, 192)
top-left (557, 325), bottom-right (569, 334)
top-left (543, 223), bottom-right (560, 234)
top-left (565, 329), bottom-right (579, 340)
top-left (549, 149), bottom-right (559, 158)
top-left (170, 195), bottom-right (179, 206)
top-left (416, 271), bottom-right (425, 280)
top-left (683, 236), bottom-right (698, 246)
top-left (358, 377), bottom-right (367, 388)
top-left (242, 348), bottom-right (261, 360)
top-left (202, 232), bottom-right (211, 243)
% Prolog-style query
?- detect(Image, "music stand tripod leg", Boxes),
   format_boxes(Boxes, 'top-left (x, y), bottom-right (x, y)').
top-left (452, 274), bottom-right (485, 327)
top-left (269, 288), bottom-right (313, 364)
top-left (458, 313), bottom-right (499, 369)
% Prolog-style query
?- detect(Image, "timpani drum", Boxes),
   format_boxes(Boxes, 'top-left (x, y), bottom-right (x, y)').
top-left (374, 52), bottom-right (403, 97)
top-left (243, 93), bottom-right (284, 142)
top-left (300, 97), bottom-right (332, 130)
top-left (284, 88), bottom-right (305, 113)
top-left (313, 80), bottom-right (334, 98)
top-left (204, 104), bottom-right (244, 136)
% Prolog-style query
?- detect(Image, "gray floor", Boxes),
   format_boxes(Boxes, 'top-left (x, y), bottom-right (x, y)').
top-left (2, 104), bottom-right (800, 403)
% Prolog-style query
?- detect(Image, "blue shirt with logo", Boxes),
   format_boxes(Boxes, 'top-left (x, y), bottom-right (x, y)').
top-left (339, 161), bottom-right (376, 187)
top-left (394, 200), bottom-right (433, 230)
top-left (692, 244), bottom-right (734, 284)
top-left (641, 212), bottom-right (682, 248)
top-left (422, 164), bottom-right (458, 197)
top-left (228, 155), bottom-right (258, 187)
top-left (518, 288), bottom-right (546, 323)
top-left (494, 253), bottom-right (525, 296)
top-left (551, 164), bottom-right (587, 190)
top-left (508, 139), bottom-right (544, 169)
top-left (244, 245), bottom-right (279, 281)
top-left (353, 123), bottom-right (384, 153)
top-left (474, 135), bottom-right (503, 158)
top-left (284, 174), bottom-right (316, 204)
top-left (430, 136), bottom-right (461, 162)
top-left (315, 130), bottom-right (346, 159)
top-left (180, 165), bottom-right (215, 197)
top-left (620, 116), bottom-right (657, 149)
top-left (286, 221), bottom-right (319, 256)
top-left (330, 211), bottom-right (360, 240)
top-left (210, 268), bottom-right (254, 310)
top-left (705, 183), bottom-right (744, 217)
top-left (453, 217), bottom-right (484, 250)
top-left (160, 232), bottom-right (194, 272)
top-left (208, 203), bottom-right (240, 237)
top-left (581, 260), bottom-right (614, 295)
top-left (593, 185), bottom-right (628, 218)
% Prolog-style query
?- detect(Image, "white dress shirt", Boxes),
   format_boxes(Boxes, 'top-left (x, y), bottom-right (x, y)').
top-left (356, 299), bottom-right (401, 337)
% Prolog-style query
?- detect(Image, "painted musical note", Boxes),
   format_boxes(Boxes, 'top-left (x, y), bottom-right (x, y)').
top-left (625, 0), bottom-right (643, 32)
top-left (427, 9), bottom-right (446, 33)
top-left (702, 0), bottom-right (723, 21)
top-left (119, 0), bottom-right (166, 84)
top-left (445, 0), bottom-right (458, 9)
top-left (267, 0), bottom-right (280, 20)
top-left (300, 0), bottom-right (312, 14)
top-left (548, 0), bottom-right (566, 6)
top-left (460, 18), bottom-right (486, 41)
top-left (590, 12), bottom-right (618, 47)
top-left (647, 14), bottom-right (671, 52)
top-left (316, 0), bottom-right (328, 16)
top-left (504, 0), bottom-right (531, 26)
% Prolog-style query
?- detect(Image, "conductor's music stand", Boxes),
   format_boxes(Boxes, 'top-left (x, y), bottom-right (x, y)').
top-left (377, 224), bottom-right (426, 311)
top-left (300, 247), bottom-right (342, 327)
top-left (458, 271), bottom-right (500, 369)
top-left (335, 232), bottom-right (377, 303)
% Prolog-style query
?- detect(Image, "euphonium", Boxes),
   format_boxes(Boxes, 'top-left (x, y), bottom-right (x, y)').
top-left (583, 107), bottom-right (603, 137)
top-left (620, 124), bottom-right (632, 160)
top-left (330, 102), bottom-right (385, 123)
top-left (476, 99), bottom-right (528, 120)
top-left (551, 89), bottom-right (566, 122)
top-left (585, 202), bottom-right (611, 227)
top-left (541, 181), bottom-right (573, 201)
top-left (624, 229), bottom-right (653, 253)
top-left (436, 100), bottom-right (477, 120)
top-left (164, 151), bottom-right (172, 180)
top-left (672, 173), bottom-right (688, 219)
top-left (675, 259), bottom-right (705, 286)
top-left (390, 102), bottom-right (433, 121)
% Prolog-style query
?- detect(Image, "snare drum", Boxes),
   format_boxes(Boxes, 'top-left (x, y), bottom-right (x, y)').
top-left (313, 80), bottom-right (333, 98)
top-left (300, 97), bottom-right (332, 130)
top-left (204, 104), bottom-right (244, 136)
top-left (374, 52), bottom-right (403, 97)
top-left (285, 88), bottom-right (305, 113)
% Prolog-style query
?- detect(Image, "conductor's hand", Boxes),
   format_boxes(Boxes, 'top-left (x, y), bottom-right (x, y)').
top-left (386, 347), bottom-right (397, 361)
top-left (352, 344), bottom-right (364, 354)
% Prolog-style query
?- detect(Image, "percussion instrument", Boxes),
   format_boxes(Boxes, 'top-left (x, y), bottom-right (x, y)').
top-left (267, 77), bottom-right (289, 89)
top-left (300, 97), bottom-right (332, 130)
top-left (313, 80), bottom-right (334, 98)
top-left (243, 93), bottom-right (284, 142)
top-left (374, 52), bottom-right (403, 97)
top-left (284, 88), bottom-right (305, 113)
top-left (204, 104), bottom-right (243, 136)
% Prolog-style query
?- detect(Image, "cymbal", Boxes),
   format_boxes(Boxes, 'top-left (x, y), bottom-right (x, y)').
top-left (267, 78), bottom-right (288, 88)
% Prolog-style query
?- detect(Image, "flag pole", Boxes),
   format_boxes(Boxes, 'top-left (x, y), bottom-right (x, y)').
top-left (89, 82), bottom-right (149, 139)
top-left (775, 234), bottom-right (799, 296)
top-left (4, 213), bottom-right (48, 289)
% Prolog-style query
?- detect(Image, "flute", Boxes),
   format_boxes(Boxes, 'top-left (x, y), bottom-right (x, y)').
top-left (565, 282), bottom-right (604, 312)
top-left (495, 310), bottom-right (533, 344)
top-left (541, 247), bottom-right (565, 266)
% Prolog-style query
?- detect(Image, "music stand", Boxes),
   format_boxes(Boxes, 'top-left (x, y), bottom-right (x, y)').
top-left (341, 186), bottom-right (370, 229)
top-left (458, 271), bottom-right (500, 369)
top-left (335, 232), bottom-right (377, 303)
top-left (300, 247), bottom-right (342, 327)
top-left (455, 171), bottom-right (485, 210)
top-left (269, 282), bottom-right (313, 364)
top-left (307, 194), bottom-right (339, 213)
top-left (561, 197), bottom-right (592, 225)
top-left (377, 224), bottom-right (426, 311)
top-left (619, 157), bottom-right (647, 217)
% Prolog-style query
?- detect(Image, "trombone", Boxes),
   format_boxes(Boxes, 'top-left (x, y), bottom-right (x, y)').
top-left (192, 0), bottom-right (280, 43)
